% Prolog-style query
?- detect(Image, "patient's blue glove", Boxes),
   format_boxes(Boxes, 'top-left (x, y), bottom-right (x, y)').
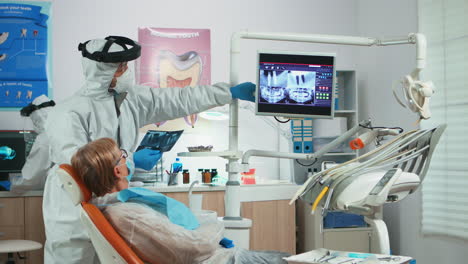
top-left (133, 149), bottom-right (162, 171)
top-left (220, 237), bottom-right (234, 248)
top-left (230, 82), bottom-right (256, 102)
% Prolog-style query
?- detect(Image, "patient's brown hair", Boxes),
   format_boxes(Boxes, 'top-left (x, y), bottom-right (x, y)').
top-left (71, 138), bottom-right (120, 196)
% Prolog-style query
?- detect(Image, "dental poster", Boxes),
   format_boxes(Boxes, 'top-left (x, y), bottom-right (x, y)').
top-left (0, 1), bottom-right (51, 109)
top-left (137, 28), bottom-right (211, 127)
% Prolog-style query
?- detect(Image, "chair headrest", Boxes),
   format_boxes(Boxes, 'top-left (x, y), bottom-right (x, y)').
top-left (57, 164), bottom-right (92, 205)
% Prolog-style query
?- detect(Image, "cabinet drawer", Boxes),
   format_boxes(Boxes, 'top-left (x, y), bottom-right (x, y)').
top-left (0, 198), bottom-right (25, 226)
top-left (0, 226), bottom-right (25, 240)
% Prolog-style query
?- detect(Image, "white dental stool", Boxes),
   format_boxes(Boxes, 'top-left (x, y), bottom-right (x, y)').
top-left (0, 240), bottom-right (42, 264)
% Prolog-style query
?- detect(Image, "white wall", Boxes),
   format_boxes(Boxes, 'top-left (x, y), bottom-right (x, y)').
top-left (0, 0), bottom-right (360, 181)
top-left (357, 1), bottom-right (468, 263)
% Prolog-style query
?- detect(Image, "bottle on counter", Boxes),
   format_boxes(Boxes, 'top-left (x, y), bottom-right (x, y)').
top-left (203, 169), bottom-right (212, 183)
top-left (172, 158), bottom-right (183, 173)
top-left (182, 169), bottom-right (190, 184)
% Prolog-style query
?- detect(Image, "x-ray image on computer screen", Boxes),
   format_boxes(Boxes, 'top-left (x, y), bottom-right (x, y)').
top-left (259, 70), bottom-right (316, 104)
top-left (256, 52), bottom-right (335, 118)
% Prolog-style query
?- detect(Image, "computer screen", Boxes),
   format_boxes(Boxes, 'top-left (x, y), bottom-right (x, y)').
top-left (256, 51), bottom-right (335, 118)
top-left (0, 131), bottom-right (36, 176)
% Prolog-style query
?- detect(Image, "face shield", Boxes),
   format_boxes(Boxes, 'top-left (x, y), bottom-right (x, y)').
top-left (78, 36), bottom-right (141, 94)
top-left (20, 94), bottom-right (55, 133)
top-left (78, 36), bottom-right (141, 64)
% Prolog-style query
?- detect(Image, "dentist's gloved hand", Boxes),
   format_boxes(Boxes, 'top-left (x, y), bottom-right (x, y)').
top-left (133, 149), bottom-right (162, 171)
top-left (230, 82), bottom-right (256, 102)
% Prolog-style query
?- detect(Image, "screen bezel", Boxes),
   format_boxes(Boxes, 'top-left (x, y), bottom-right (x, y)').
top-left (255, 50), bottom-right (336, 119)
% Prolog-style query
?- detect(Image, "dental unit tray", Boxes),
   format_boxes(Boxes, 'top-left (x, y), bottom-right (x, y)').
top-left (284, 248), bottom-right (413, 264)
top-left (137, 130), bottom-right (184, 152)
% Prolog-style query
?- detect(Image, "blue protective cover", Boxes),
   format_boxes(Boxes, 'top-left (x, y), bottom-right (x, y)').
top-left (117, 187), bottom-right (199, 230)
top-left (324, 212), bottom-right (367, 229)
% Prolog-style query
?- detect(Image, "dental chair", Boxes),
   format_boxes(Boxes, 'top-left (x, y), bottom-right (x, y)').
top-left (57, 164), bottom-right (145, 264)
top-left (296, 124), bottom-right (446, 254)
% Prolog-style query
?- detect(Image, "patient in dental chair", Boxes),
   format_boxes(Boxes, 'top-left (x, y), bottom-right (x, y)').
top-left (71, 138), bottom-right (289, 264)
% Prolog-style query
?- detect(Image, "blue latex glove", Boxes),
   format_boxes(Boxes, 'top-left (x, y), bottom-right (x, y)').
top-left (133, 149), bottom-right (162, 171)
top-left (230, 82), bottom-right (256, 102)
top-left (219, 237), bottom-right (234, 248)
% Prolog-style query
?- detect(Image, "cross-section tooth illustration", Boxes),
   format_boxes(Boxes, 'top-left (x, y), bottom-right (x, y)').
top-left (159, 50), bottom-right (202, 88)
top-left (0, 32), bottom-right (9, 45)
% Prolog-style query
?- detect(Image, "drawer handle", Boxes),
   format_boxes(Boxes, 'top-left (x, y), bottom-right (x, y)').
top-left (0, 203), bottom-right (4, 208)
top-left (0, 232), bottom-right (4, 237)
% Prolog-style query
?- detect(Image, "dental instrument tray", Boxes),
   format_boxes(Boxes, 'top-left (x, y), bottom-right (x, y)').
top-left (137, 130), bottom-right (184, 152)
top-left (187, 145), bottom-right (213, 152)
top-left (283, 248), bottom-right (414, 264)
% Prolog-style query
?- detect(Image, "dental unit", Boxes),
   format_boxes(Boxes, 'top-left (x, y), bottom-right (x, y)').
top-left (178, 31), bottom-right (440, 251)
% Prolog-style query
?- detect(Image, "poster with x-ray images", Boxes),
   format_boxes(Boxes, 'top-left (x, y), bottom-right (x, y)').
top-left (0, 1), bottom-right (51, 109)
top-left (137, 28), bottom-right (211, 127)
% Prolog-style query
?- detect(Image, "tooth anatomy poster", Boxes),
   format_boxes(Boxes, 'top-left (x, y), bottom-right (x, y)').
top-left (137, 28), bottom-right (211, 127)
top-left (0, 1), bottom-right (51, 109)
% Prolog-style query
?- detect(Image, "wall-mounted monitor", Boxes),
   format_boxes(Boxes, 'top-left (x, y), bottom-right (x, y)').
top-left (0, 130), bottom-right (36, 180)
top-left (256, 51), bottom-right (336, 118)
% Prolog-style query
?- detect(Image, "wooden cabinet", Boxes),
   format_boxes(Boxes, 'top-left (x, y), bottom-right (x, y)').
top-left (24, 197), bottom-right (46, 264)
top-left (242, 200), bottom-right (296, 254)
top-left (0, 197), bottom-right (44, 264)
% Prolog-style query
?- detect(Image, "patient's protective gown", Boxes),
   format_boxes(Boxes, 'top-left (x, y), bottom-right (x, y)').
top-left (104, 202), bottom-right (227, 263)
top-left (93, 193), bottom-right (289, 264)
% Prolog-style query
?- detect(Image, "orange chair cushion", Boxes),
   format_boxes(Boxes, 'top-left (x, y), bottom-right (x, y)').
top-left (82, 202), bottom-right (145, 264)
top-left (59, 164), bottom-right (92, 202)
top-left (59, 164), bottom-right (156, 264)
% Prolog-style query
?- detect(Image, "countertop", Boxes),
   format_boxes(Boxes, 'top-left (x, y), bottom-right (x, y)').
top-left (1, 181), bottom-right (301, 202)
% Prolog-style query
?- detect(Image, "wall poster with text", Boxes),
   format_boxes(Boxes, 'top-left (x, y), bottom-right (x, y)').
top-left (137, 28), bottom-right (211, 128)
top-left (0, 1), bottom-right (51, 109)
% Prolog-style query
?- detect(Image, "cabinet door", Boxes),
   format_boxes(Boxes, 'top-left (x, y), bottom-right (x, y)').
top-left (0, 198), bottom-right (25, 264)
top-left (24, 197), bottom-right (45, 264)
top-left (0, 198), bottom-right (25, 226)
top-left (242, 200), bottom-right (296, 254)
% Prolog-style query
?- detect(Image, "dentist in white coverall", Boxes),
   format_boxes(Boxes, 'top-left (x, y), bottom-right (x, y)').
top-left (43, 36), bottom-right (255, 263)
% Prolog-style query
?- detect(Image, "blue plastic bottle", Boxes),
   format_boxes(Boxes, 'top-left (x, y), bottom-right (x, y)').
top-left (172, 158), bottom-right (183, 173)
